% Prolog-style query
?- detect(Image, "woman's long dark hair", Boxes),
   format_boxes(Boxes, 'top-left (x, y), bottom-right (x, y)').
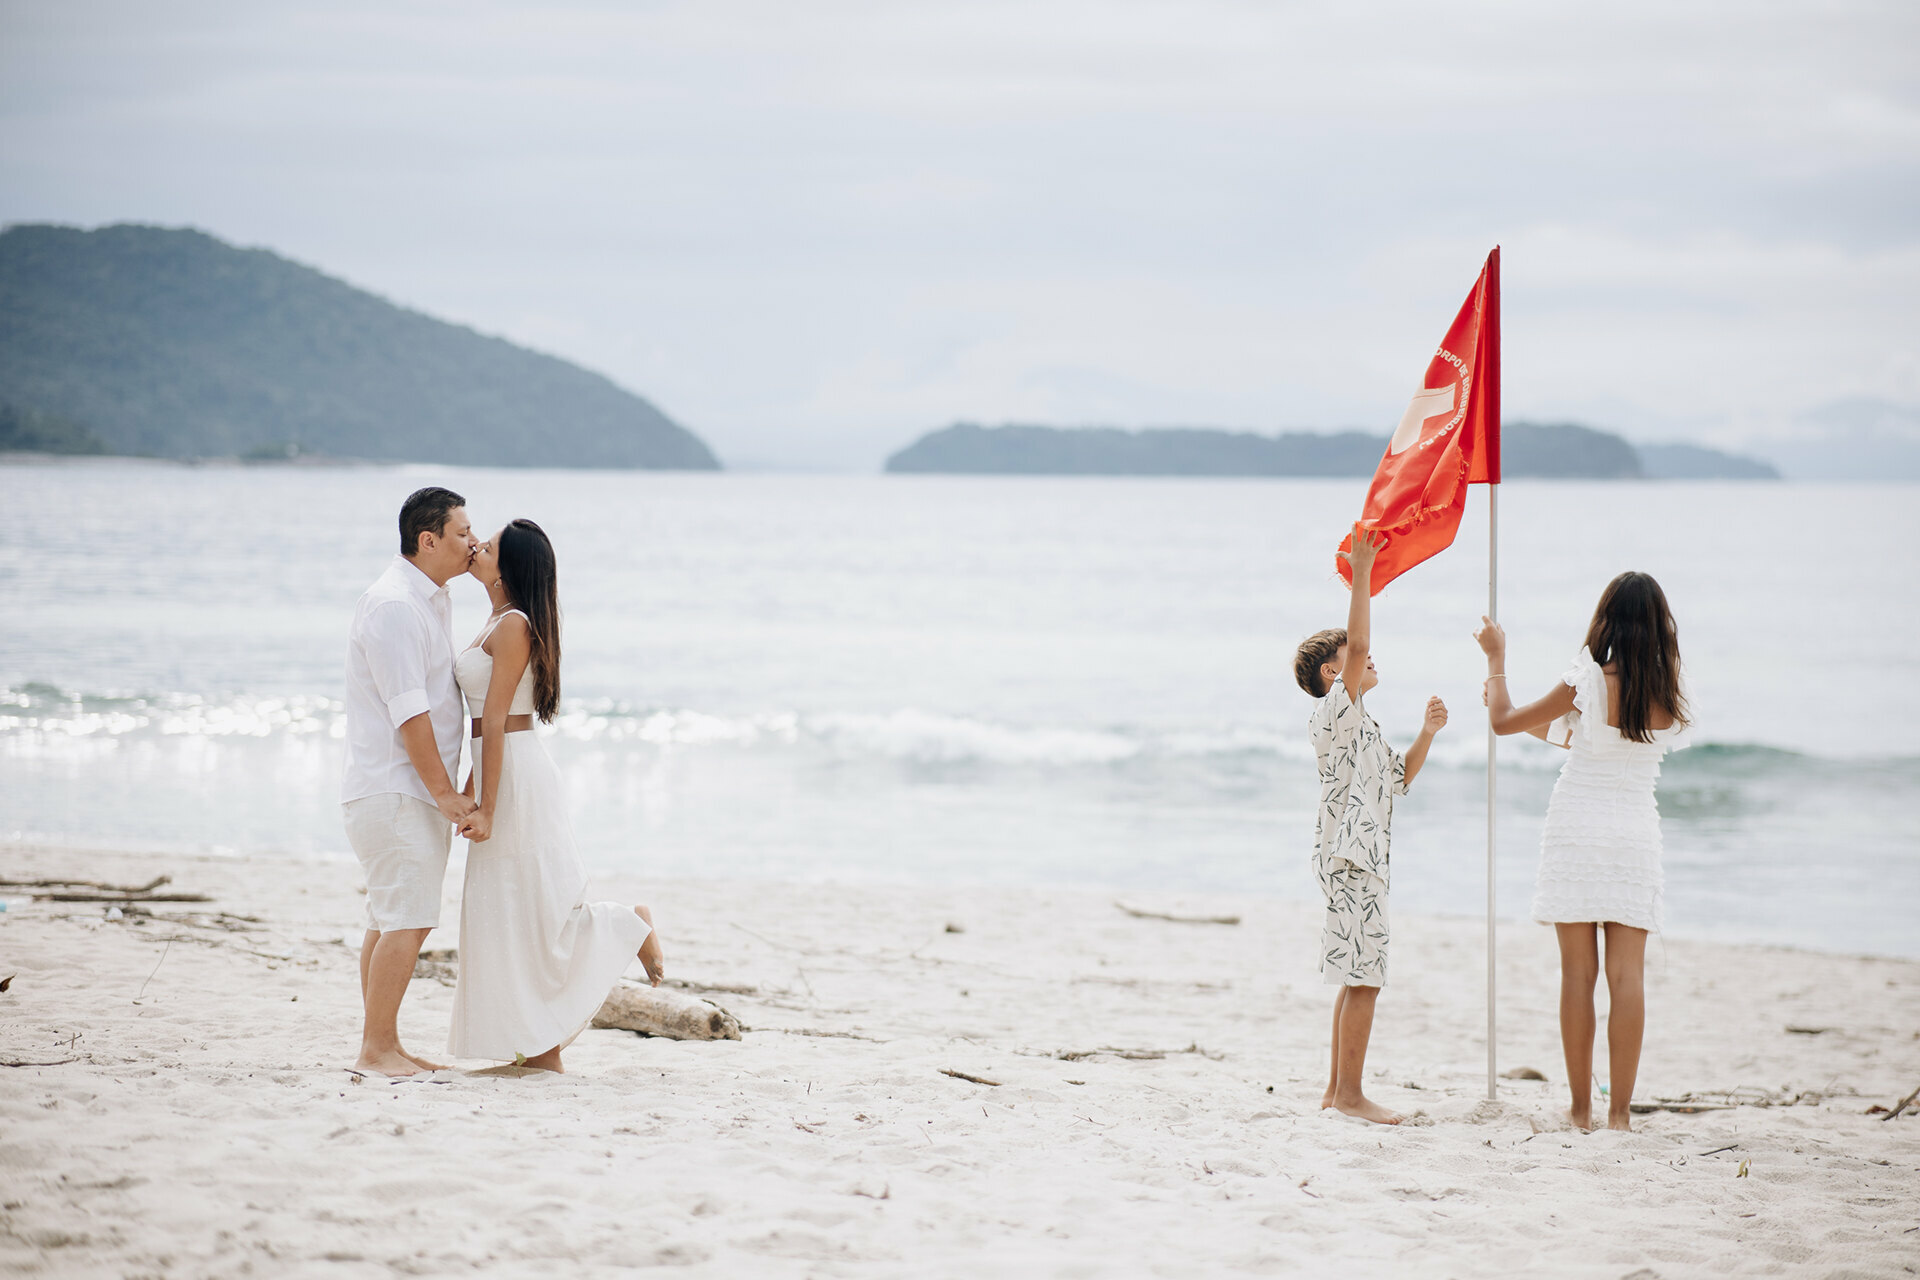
top-left (496, 518), bottom-right (561, 723)
top-left (1583, 571), bottom-right (1687, 744)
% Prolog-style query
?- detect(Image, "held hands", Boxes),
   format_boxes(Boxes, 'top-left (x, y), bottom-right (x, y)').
top-left (437, 792), bottom-right (479, 827)
top-left (1472, 615), bottom-right (1506, 660)
top-left (1423, 696), bottom-right (1448, 734)
top-left (1339, 524), bottom-right (1385, 577)
top-left (459, 809), bottom-right (493, 843)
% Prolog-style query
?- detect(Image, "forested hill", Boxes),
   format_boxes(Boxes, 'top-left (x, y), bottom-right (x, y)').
top-left (0, 223), bottom-right (719, 468)
top-left (885, 422), bottom-right (1778, 480)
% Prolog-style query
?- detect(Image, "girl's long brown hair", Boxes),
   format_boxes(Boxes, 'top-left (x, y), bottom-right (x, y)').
top-left (1583, 571), bottom-right (1688, 744)
top-left (496, 518), bottom-right (561, 723)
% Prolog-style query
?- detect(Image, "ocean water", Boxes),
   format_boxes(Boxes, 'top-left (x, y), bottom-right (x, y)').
top-left (3, 460), bottom-right (1916, 957)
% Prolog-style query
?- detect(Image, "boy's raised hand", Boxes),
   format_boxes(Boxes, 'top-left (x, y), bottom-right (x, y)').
top-left (1424, 696), bottom-right (1448, 734)
top-left (1339, 524), bottom-right (1385, 577)
top-left (1472, 615), bottom-right (1505, 658)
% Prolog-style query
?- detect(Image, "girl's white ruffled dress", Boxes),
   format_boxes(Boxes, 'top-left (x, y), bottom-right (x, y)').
top-left (448, 615), bottom-right (651, 1061)
top-left (1532, 647), bottom-right (1689, 933)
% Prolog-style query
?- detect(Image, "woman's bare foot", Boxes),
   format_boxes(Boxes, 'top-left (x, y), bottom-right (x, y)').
top-left (1332, 1092), bottom-right (1403, 1125)
top-left (1567, 1104), bottom-right (1593, 1132)
top-left (635, 905), bottom-right (665, 986)
top-left (522, 1047), bottom-right (564, 1073)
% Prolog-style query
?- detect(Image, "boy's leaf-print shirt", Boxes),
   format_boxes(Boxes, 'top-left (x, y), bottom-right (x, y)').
top-left (1309, 682), bottom-right (1409, 885)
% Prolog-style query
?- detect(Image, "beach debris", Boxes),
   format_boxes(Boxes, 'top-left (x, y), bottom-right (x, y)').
top-left (593, 981), bottom-right (742, 1041)
top-left (1113, 900), bottom-right (1240, 926)
top-left (413, 949), bottom-right (459, 986)
top-left (664, 978), bottom-right (760, 995)
top-left (1049, 1043), bottom-right (1223, 1062)
top-left (1882, 1084), bottom-right (1920, 1122)
top-left (1736, 1159), bottom-right (1751, 1177)
top-left (1784, 1025), bottom-right (1835, 1035)
top-left (0, 874), bottom-right (172, 894)
top-left (940, 1068), bottom-right (1002, 1087)
top-left (944, 922), bottom-right (965, 933)
top-left (1631, 1101), bottom-right (1734, 1114)
top-left (1699, 1144), bottom-right (1740, 1157)
top-left (0, 974), bottom-right (11, 992)
top-left (1, 1057), bottom-right (82, 1068)
top-left (1501, 1066), bottom-right (1548, 1081)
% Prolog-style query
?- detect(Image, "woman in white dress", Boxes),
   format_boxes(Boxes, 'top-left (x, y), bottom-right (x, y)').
top-left (1475, 571), bottom-right (1690, 1132)
top-left (449, 519), bottom-right (665, 1072)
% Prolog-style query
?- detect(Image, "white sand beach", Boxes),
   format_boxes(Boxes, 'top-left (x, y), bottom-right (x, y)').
top-left (2, 845), bottom-right (1916, 1278)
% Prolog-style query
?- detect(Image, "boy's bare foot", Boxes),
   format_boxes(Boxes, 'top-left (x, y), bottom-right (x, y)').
top-left (1332, 1093), bottom-right (1403, 1125)
top-left (355, 1049), bottom-right (421, 1077)
top-left (522, 1047), bottom-right (564, 1073)
top-left (1566, 1106), bottom-right (1593, 1132)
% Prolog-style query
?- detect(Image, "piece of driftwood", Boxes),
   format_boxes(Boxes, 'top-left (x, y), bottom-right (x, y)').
top-left (593, 982), bottom-right (741, 1041)
top-left (1883, 1084), bottom-right (1920, 1122)
top-left (940, 1068), bottom-right (1002, 1087)
top-left (0, 874), bottom-right (171, 894)
top-left (1113, 900), bottom-right (1240, 926)
top-left (41, 891), bottom-right (213, 904)
top-left (1631, 1101), bottom-right (1734, 1114)
top-left (1501, 1066), bottom-right (1548, 1081)
top-left (1784, 1025), bottom-right (1835, 1035)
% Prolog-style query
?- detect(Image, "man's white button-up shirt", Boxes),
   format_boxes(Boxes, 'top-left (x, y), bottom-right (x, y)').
top-left (341, 555), bottom-right (464, 807)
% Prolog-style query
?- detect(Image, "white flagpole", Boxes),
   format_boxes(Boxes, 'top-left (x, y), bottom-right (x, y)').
top-left (1486, 482), bottom-right (1500, 1101)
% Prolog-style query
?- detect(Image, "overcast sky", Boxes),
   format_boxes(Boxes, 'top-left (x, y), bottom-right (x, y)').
top-left (3, 1), bottom-right (1916, 469)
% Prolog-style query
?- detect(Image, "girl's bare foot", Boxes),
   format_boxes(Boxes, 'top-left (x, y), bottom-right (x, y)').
top-left (402, 1049), bottom-right (450, 1072)
top-left (1567, 1105), bottom-right (1593, 1132)
top-left (522, 1047), bottom-right (563, 1073)
top-left (1607, 1111), bottom-right (1633, 1132)
top-left (1333, 1093), bottom-right (1403, 1125)
top-left (635, 905), bottom-right (665, 986)
top-left (1320, 1090), bottom-right (1337, 1110)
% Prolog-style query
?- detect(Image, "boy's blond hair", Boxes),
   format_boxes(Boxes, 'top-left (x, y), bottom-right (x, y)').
top-left (1294, 628), bottom-right (1347, 697)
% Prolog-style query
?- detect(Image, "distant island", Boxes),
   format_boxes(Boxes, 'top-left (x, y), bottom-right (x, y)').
top-left (885, 422), bottom-right (1779, 480)
top-left (0, 223), bottom-right (719, 469)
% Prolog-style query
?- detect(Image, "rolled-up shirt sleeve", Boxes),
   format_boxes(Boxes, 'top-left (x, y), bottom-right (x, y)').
top-left (361, 601), bottom-right (432, 729)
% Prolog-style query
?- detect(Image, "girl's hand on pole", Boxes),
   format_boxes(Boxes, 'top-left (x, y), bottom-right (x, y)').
top-left (1424, 696), bottom-right (1448, 734)
top-left (1473, 616), bottom-right (1505, 659)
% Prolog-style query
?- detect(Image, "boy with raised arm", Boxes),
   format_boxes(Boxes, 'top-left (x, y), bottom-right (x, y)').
top-left (1293, 525), bottom-right (1447, 1124)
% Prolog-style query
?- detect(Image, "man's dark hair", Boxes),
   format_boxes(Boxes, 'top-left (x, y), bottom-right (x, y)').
top-left (399, 487), bottom-right (466, 556)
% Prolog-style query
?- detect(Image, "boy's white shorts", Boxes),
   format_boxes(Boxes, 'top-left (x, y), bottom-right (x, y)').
top-left (1317, 855), bottom-right (1389, 987)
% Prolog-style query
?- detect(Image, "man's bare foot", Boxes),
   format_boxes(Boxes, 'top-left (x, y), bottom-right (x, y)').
top-left (1567, 1106), bottom-right (1593, 1132)
top-left (1332, 1094), bottom-right (1403, 1125)
top-left (402, 1049), bottom-right (450, 1072)
top-left (355, 1049), bottom-right (422, 1077)
top-left (522, 1047), bottom-right (563, 1073)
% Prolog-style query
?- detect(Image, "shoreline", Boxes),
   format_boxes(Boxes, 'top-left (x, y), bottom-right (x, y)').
top-left (3, 844), bottom-right (1916, 1276)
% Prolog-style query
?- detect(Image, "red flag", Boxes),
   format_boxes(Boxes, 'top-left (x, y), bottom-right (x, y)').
top-left (1337, 247), bottom-right (1501, 595)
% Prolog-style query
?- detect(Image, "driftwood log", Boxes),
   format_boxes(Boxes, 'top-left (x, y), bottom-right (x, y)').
top-left (593, 982), bottom-right (741, 1041)
top-left (1113, 900), bottom-right (1240, 926)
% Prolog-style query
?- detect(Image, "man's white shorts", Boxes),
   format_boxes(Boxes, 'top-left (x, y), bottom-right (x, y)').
top-left (343, 793), bottom-right (451, 931)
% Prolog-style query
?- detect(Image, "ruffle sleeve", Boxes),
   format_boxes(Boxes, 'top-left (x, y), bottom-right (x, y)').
top-left (1546, 647), bottom-right (1605, 748)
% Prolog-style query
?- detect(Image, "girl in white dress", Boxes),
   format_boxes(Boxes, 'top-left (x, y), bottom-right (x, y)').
top-left (1475, 571), bottom-right (1690, 1131)
top-left (449, 519), bottom-right (666, 1072)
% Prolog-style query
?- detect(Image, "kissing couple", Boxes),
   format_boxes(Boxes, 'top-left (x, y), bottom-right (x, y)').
top-left (341, 486), bottom-right (667, 1076)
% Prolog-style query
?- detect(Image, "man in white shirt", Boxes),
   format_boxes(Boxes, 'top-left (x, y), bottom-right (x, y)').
top-left (342, 486), bottom-right (478, 1076)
